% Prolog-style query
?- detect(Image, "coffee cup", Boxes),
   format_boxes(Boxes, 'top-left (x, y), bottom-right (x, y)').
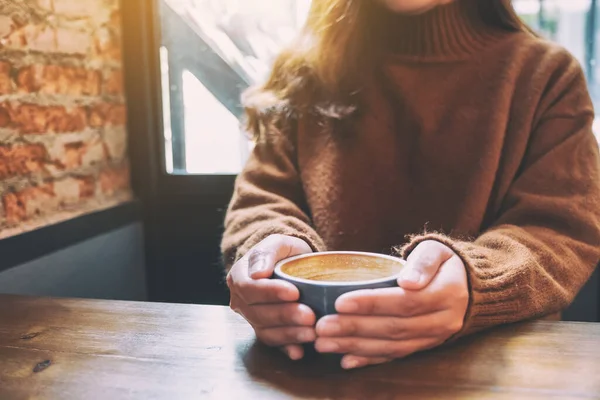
top-left (273, 251), bottom-right (405, 319)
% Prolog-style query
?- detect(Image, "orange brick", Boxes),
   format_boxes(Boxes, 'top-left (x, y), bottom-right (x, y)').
top-left (0, 144), bottom-right (48, 179)
top-left (54, 177), bottom-right (96, 205)
top-left (77, 176), bottom-right (96, 198)
top-left (103, 69), bottom-right (123, 96)
top-left (81, 137), bottom-right (107, 166)
top-left (3, 183), bottom-right (55, 224)
top-left (17, 65), bottom-right (101, 96)
top-left (103, 127), bottom-right (127, 160)
top-left (38, 0), bottom-right (112, 23)
top-left (107, 10), bottom-right (122, 37)
top-left (89, 103), bottom-right (126, 127)
top-left (0, 106), bottom-right (9, 127)
top-left (94, 27), bottom-right (122, 61)
top-left (0, 62), bottom-right (11, 95)
top-left (2, 24), bottom-right (92, 55)
top-left (36, 0), bottom-right (53, 12)
top-left (2, 24), bottom-right (56, 53)
top-left (38, 0), bottom-right (87, 17)
top-left (62, 141), bottom-right (86, 169)
top-left (3, 176), bottom-right (98, 224)
top-left (55, 26), bottom-right (93, 55)
top-left (61, 137), bottom-right (106, 169)
top-left (0, 103), bottom-right (88, 134)
top-left (100, 163), bottom-right (130, 195)
top-left (0, 15), bottom-right (15, 39)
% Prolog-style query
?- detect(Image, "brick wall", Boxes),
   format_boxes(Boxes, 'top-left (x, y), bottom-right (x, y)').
top-left (0, 0), bottom-right (131, 239)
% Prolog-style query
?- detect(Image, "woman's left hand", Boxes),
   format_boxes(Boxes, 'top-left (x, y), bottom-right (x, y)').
top-left (315, 240), bottom-right (469, 369)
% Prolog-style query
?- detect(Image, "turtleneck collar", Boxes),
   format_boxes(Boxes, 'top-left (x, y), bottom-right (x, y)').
top-left (382, 0), bottom-right (513, 61)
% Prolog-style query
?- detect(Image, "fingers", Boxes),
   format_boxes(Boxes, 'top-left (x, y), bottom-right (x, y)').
top-left (340, 355), bottom-right (391, 370)
top-left (227, 235), bottom-right (312, 305)
top-left (232, 293), bottom-right (317, 354)
top-left (233, 277), bottom-right (300, 305)
top-left (281, 345), bottom-right (305, 361)
top-left (316, 312), bottom-right (450, 340)
top-left (428, 254), bottom-right (470, 296)
top-left (398, 240), bottom-right (455, 290)
top-left (247, 235), bottom-right (313, 279)
top-left (314, 336), bottom-right (441, 358)
top-left (256, 326), bottom-right (316, 347)
top-left (335, 287), bottom-right (444, 317)
top-left (234, 296), bottom-right (316, 328)
top-left (226, 236), bottom-right (316, 355)
top-left (424, 255), bottom-right (469, 334)
top-left (229, 256), bottom-right (296, 302)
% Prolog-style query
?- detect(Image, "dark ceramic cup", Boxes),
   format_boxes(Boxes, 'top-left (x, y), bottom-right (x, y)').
top-left (273, 251), bottom-right (405, 360)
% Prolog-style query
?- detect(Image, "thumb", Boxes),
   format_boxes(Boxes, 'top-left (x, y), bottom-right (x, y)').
top-left (398, 240), bottom-right (454, 290)
top-left (248, 235), bottom-right (312, 280)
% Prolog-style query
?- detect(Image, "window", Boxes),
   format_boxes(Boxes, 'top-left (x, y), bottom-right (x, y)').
top-left (157, 0), bottom-right (599, 175)
top-left (158, 0), bottom-right (310, 174)
top-left (515, 0), bottom-right (600, 139)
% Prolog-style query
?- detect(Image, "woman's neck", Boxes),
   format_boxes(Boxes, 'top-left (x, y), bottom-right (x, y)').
top-left (382, 0), bottom-right (511, 60)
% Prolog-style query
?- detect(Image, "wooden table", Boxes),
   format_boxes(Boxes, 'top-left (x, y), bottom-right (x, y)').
top-left (1, 295), bottom-right (600, 399)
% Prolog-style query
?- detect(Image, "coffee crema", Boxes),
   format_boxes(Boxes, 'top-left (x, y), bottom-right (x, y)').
top-left (279, 253), bottom-right (403, 282)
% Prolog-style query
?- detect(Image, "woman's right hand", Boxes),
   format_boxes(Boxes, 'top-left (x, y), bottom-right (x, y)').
top-left (226, 234), bottom-right (316, 360)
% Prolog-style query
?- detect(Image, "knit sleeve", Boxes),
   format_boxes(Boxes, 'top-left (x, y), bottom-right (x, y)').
top-left (402, 56), bottom-right (600, 337)
top-left (221, 130), bottom-right (326, 272)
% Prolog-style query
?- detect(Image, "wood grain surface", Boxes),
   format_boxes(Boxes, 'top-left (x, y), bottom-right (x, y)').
top-left (1, 294), bottom-right (599, 399)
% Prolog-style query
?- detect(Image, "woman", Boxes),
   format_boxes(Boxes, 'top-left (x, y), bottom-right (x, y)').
top-left (222, 0), bottom-right (600, 369)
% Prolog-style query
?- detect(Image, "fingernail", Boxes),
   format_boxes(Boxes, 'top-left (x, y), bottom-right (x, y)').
top-left (288, 348), bottom-right (302, 361)
top-left (298, 330), bottom-right (315, 342)
top-left (336, 300), bottom-right (358, 313)
top-left (282, 347), bottom-right (297, 360)
top-left (316, 340), bottom-right (339, 353)
top-left (401, 269), bottom-right (422, 284)
top-left (343, 358), bottom-right (360, 370)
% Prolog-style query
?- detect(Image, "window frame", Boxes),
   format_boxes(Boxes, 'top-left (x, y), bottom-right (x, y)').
top-left (121, 0), bottom-right (236, 303)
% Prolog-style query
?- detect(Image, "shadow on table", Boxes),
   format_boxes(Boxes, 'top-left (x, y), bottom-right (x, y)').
top-left (238, 331), bottom-right (510, 400)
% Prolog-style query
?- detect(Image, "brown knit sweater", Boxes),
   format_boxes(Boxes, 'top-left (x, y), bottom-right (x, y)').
top-left (222, 1), bottom-right (600, 337)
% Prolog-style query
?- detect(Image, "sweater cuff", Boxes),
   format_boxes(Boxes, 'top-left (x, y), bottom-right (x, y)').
top-left (401, 233), bottom-right (521, 338)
